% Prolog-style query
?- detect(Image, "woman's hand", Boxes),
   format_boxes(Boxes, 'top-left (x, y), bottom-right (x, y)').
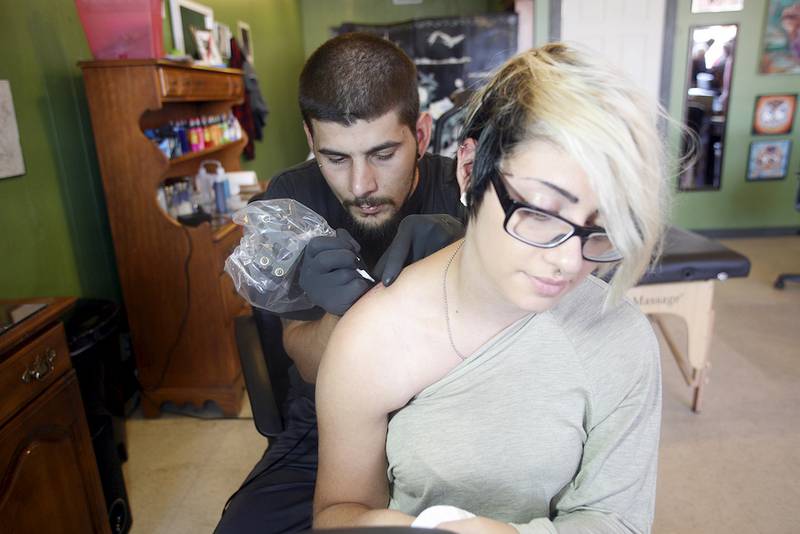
top-left (437, 516), bottom-right (518, 534)
top-left (357, 508), bottom-right (415, 526)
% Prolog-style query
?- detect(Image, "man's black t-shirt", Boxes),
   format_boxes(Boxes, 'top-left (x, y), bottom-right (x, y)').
top-left (254, 153), bottom-right (465, 240)
top-left (250, 153), bottom-right (465, 324)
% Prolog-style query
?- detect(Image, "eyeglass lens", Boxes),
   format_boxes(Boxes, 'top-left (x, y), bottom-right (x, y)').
top-left (506, 207), bottom-right (619, 261)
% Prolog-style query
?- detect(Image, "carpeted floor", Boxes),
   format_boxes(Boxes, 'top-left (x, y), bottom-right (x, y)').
top-left (654, 236), bottom-right (800, 534)
top-left (123, 236), bottom-right (800, 534)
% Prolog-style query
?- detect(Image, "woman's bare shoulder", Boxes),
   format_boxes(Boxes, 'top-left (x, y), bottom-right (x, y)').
top-left (321, 246), bottom-right (457, 407)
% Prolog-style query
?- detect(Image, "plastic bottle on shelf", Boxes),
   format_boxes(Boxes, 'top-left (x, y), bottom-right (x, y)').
top-left (187, 119), bottom-right (199, 152)
top-left (194, 118), bottom-right (206, 151)
top-left (168, 121), bottom-right (182, 158)
top-left (202, 116), bottom-right (213, 148)
top-left (213, 173), bottom-right (229, 214)
top-left (196, 160), bottom-right (227, 214)
top-left (212, 115), bottom-right (223, 146)
top-left (230, 113), bottom-right (242, 141)
top-left (176, 120), bottom-right (190, 154)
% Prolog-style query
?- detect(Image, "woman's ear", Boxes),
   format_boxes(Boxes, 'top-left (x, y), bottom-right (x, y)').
top-left (456, 138), bottom-right (477, 197)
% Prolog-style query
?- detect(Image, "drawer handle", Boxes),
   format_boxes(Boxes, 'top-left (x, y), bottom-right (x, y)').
top-left (21, 348), bottom-right (57, 384)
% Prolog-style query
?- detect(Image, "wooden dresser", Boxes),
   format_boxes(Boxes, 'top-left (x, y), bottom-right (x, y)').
top-left (0, 297), bottom-right (110, 533)
top-left (79, 60), bottom-right (249, 417)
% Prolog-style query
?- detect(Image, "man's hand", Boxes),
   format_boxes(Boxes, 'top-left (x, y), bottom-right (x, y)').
top-left (299, 228), bottom-right (371, 316)
top-left (373, 214), bottom-right (465, 286)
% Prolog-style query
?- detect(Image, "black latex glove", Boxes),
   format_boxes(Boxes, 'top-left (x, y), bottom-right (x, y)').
top-left (299, 228), bottom-right (372, 316)
top-left (373, 214), bottom-right (465, 286)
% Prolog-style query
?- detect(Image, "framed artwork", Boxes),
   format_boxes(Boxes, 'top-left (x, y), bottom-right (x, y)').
top-left (214, 22), bottom-right (232, 60)
top-left (747, 139), bottom-right (792, 180)
top-left (238, 21), bottom-right (253, 63)
top-left (759, 0), bottom-right (800, 74)
top-left (753, 94), bottom-right (797, 134)
top-left (169, 0), bottom-right (214, 58)
top-left (0, 80), bottom-right (26, 179)
top-left (192, 28), bottom-right (223, 66)
top-left (691, 0), bottom-right (744, 13)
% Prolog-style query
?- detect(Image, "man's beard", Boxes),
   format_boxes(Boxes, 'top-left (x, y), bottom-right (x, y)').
top-left (342, 203), bottom-right (405, 270)
top-left (340, 156), bottom-right (419, 270)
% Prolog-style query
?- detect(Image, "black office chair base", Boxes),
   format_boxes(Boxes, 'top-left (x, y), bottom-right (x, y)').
top-left (774, 273), bottom-right (800, 289)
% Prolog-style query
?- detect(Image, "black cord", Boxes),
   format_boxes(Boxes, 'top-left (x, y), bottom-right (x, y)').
top-left (221, 423), bottom-right (315, 515)
top-left (143, 224), bottom-right (192, 394)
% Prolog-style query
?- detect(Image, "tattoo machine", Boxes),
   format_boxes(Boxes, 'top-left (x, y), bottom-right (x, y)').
top-left (224, 199), bottom-right (373, 313)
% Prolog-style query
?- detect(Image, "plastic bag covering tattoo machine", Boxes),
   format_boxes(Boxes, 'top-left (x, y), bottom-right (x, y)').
top-left (223, 199), bottom-right (334, 313)
top-left (225, 199), bottom-right (375, 313)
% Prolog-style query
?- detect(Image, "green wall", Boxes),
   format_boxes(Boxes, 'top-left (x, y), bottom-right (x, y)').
top-left (0, 0), bottom-right (114, 299)
top-left (0, 0), bottom-right (306, 300)
top-left (667, 0), bottom-right (800, 230)
top-left (300, 0), bottom-right (504, 57)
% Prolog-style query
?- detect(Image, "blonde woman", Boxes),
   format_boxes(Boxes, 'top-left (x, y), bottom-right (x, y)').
top-left (314, 43), bottom-right (669, 534)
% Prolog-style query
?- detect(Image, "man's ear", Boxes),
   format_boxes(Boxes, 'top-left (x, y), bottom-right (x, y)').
top-left (415, 112), bottom-right (433, 156)
top-left (456, 138), bottom-right (477, 195)
top-left (303, 121), bottom-right (315, 153)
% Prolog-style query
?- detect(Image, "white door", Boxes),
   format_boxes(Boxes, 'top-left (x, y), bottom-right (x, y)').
top-left (560, 0), bottom-right (667, 101)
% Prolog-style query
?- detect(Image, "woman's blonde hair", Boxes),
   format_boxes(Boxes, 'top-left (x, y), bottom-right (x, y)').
top-left (460, 42), bottom-right (671, 305)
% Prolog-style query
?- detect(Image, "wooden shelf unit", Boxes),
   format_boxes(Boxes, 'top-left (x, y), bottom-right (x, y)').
top-left (80, 60), bottom-right (248, 417)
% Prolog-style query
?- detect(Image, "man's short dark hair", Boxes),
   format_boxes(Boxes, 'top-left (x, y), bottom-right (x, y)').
top-left (299, 32), bottom-right (419, 135)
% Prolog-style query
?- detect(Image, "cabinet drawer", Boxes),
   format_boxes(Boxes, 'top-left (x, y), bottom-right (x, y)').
top-left (0, 323), bottom-right (71, 428)
top-left (215, 226), bottom-right (242, 274)
top-left (159, 67), bottom-right (244, 100)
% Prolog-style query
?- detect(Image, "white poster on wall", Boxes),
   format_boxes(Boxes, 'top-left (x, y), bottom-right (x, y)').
top-left (0, 80), bottom-right (25, 179)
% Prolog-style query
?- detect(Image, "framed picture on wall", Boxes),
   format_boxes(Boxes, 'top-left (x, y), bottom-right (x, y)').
top-left (169, 0), bottom-right (214, 58)
top-left (752, 94), bottom-right (797, 135)
top-left (691, 0), bottom-right (744, 13)
top-left (0, 80), bottom-right (25, 179)
top-left (747, 139), bottom-right (792, 181)
top-left (759, 0), bottom-right (800, 74)
top-left (238, 21), bottom-right (253, 63)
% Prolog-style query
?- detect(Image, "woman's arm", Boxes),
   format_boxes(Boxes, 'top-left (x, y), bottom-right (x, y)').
top-left (313, 292), bottom-right (418, 528)
top-left (511, 327), bottom-right (663, 534)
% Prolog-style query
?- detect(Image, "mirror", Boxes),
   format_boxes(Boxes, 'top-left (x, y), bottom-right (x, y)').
top-left (679, 24), bottom-right (738, 191)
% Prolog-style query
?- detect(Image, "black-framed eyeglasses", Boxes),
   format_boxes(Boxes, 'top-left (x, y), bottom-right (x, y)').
top-left (489, 173), bottom-right (622, 263)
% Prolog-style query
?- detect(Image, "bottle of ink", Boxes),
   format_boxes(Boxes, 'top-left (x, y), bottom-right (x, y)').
top-left (194, 118), bottom-right (206, 151)
top-left (202, 116), bottom-right (213, 148)
top-left (187, 119), bottom-right (198, 152)
top-left (177, 120), bottom-right (190, 154)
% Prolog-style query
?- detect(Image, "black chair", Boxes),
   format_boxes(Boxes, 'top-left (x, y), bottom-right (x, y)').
top-left (234, 310), bottom-right (293, 437)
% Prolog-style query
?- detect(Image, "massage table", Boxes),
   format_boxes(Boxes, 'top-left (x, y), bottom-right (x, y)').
top-left (626, 226), bottom-right (750, 413)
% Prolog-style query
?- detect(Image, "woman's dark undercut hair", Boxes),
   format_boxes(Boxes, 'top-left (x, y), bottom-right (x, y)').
top-left (458, 54), bottom-right (534, 218)
top-left (299, 33), bottom-right (419, 135)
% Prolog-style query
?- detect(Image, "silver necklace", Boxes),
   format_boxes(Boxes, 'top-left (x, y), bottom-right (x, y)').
top-left (443, 240), bottom-right (466, 360)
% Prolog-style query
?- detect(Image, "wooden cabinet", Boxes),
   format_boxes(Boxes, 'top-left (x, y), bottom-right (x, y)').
top-left (79, 60), bottom-right (248, 417)
top-left (0, 298), bottom-right (110, 534)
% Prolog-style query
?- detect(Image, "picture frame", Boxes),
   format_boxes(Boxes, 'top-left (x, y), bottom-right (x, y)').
top-left (0, 80), bottom-right (26, 180)
top-left (238, 21), bottom-right (253, 63)
top-left (752, 94), bottom-right (797, 135)
top-left (747, 139), bottom-right (792, 181)
top-left (192, 28), bottom-right (223, 66)
top-left (213, 22), bottom-right (232, 61)
top-left (169, 0), bottom-right (214, 57)
top-left (691, 0), bottom-right (744, 13)
top-left (759, 0), bottom-right (800, 74)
